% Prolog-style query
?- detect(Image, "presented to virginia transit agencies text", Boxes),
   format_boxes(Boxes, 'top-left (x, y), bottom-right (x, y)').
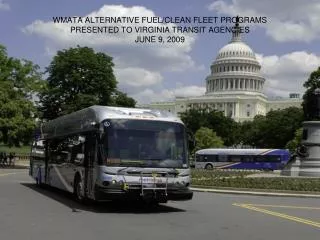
top-left (52, 16), bottom-right (268, 44)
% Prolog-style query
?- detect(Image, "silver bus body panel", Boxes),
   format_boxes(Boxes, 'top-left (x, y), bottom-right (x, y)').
top-left (41, 105), bottom-right (183, 140)
top-left (30, 106), bottom-right (192, 202)
top-left (96, 165), bottom-right (191, 186)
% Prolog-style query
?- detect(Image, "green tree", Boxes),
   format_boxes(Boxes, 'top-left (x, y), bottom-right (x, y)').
top-left (302, 66), bottom-right (320, 120)
top-left (263, 107), bottom-right (303, 148)
top-left (0, 45), bottom-right (43, 146)
top-left (111, 90), bottom-right (136, 107)
top-left (39, 45), bottom-right (136, 120)
top-left (206, 110), bottom-right (240, 146)
top-left (180, 109), bottom-right (209, 133)
top-left (285, 128), bottom-right (303, 153)
top-left (194, 127), bottom-right (224, 152)
top-left (180, 108), bottom-right (239, 146)
top-left (240, 115), bottom-right (266, 147)
top-left (240, 107), bottom-right (303, 148)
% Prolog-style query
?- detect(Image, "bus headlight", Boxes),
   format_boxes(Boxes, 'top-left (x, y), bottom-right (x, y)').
top-left (111, 180), bottom-right (117, 184)
top-left (176, 181), bottom-right (188, 186)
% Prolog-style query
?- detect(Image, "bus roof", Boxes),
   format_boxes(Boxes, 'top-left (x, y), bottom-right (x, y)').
top-left (195, 148), bottom-right (289, 155)
top-left (40, 105), bottom-right (183, 140)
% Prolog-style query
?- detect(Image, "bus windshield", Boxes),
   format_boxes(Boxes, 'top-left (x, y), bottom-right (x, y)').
top-left (102, 119), bottom-right (188, 168)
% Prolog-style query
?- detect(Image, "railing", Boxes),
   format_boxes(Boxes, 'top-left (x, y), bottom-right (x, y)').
top-left (14, 154), bottom-right (31, 161)
top-left (0, 154), bottom-right (30, 168)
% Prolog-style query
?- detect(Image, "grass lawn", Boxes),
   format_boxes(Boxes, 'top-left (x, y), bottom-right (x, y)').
top-left (0, 144), bottom-right (31, 155)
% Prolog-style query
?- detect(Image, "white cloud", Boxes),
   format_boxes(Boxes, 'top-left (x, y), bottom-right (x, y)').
top-left (131, 88), bottom-right (174, 104)
top-left (22, 4), bottom-right (197, 72)
top-left (22, 4), bottom-right (202, 104)
top-left (131, 85), bottom-right (205, 104)
top-left (0, 0), bottom-right (9, 10)
top-left (208, 0), bottom-right (320, 42)
top-left (256, 51), bottom-right (320, 97)
top-left (114, 67), bottom-right (162, 89)
top-left (174, 85), bottom-right (206, 98)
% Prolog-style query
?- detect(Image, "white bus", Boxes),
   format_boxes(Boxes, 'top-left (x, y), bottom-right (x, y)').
top-left (30, 105), bottom-right (193, 204)
top-left (195, 148), bottom-right (290, 170)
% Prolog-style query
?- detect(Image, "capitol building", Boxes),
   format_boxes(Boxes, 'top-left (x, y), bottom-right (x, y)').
top-left (139, 22), bottom-right (302, 122)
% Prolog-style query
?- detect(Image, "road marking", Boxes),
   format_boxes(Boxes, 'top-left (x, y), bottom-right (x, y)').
top-left (245, 204), bottom-right (320, 210)
top-left (233, 203), bottom-right (320, 229)
top-left (0, 173), bottom-right (17, 177)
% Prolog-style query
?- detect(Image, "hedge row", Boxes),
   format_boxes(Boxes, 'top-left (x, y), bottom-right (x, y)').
top-left (191, 169), bottom-right (320, 192)
top-left (191, 169), bottom-right (256, 179)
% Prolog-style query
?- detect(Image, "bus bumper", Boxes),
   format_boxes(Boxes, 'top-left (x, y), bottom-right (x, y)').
top-left (94, 185), bottom-right (193, 202)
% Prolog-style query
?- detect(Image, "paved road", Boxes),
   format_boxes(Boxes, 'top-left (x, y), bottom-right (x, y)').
top-left (0, 169), bottom-right (319, 240)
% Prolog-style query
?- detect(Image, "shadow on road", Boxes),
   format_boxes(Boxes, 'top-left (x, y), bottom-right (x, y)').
top-left (20, 183), bottom-right (186, 214)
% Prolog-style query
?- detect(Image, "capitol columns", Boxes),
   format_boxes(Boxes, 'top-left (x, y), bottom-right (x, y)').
top-left (235, 102), bottom-right (240, 119)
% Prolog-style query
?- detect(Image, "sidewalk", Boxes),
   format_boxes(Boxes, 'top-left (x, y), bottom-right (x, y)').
top-left (0, 160), bottom-right (30, 169)
top-left (190, 186), bottom-right (320, 198)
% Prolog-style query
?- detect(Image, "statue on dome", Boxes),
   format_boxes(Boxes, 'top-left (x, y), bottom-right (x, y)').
top-left (230, 16), bottom-right (241, 42)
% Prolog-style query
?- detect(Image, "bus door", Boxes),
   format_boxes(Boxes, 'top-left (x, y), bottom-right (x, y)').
top-left (84, 133), bottom-right (97, 199)
top-left (46, 140), bottom-right (72, 191)
top-left (62, 136), bottom-right (84, 192)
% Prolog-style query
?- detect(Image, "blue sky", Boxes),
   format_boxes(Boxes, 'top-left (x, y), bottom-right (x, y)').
top-left (1, 0), bottom-right (320, 103)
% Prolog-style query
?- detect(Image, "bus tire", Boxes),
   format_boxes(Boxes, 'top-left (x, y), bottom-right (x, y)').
top-left (74, 175), bottom-right (86, 203)
top-left (205, 164), bottom-right (213, 170)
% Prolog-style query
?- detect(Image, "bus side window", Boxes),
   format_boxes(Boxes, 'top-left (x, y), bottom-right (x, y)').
top-left (302, 129), bottom-right (308, 140)
top-left (71, 135), bottom-right (86, 165)
top-left (268, 155), bottom-right (281, 162)
top-left (48, 140), bottom-right (61, 164)
top-left (229, 155), bottom-right (241, 162)
top-left (242, 155), bottom-right (254, 162)
top-left (207, 155), bottom-right (217, 162)
top-left (196, 154), bottom-right (205, 162)
top-left (218, 155), bottom-right (228, 162)
top-left (255, 156), bottom-right (266, 162)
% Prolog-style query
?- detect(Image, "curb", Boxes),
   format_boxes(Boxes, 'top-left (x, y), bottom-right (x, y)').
top-left (0, 166), bottom-right (29, 170)
top-left (190, 187), bottom-right (320, 198)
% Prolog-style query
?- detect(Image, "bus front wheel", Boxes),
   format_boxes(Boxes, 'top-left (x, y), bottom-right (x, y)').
top-left (74, 176), bottom-right (85, 203)
top-left (205, 164), bottom-right (213, 170)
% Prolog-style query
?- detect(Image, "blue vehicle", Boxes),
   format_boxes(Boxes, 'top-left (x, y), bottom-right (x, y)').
top-left (195, 148), bottom-right (290, 170)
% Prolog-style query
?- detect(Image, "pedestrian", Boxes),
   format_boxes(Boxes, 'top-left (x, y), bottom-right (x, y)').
top-left (2, 152), bottom-right (8, 167)
top-left (9, 152), bottom-right (15, 166)
top-left (0, 152), bottom-right (3, 167)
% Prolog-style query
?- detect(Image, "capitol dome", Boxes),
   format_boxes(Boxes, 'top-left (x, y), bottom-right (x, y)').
top-left (216, 42), bottom-right (256, 60)
top-left (205, 21), bottom-right (265, 96)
